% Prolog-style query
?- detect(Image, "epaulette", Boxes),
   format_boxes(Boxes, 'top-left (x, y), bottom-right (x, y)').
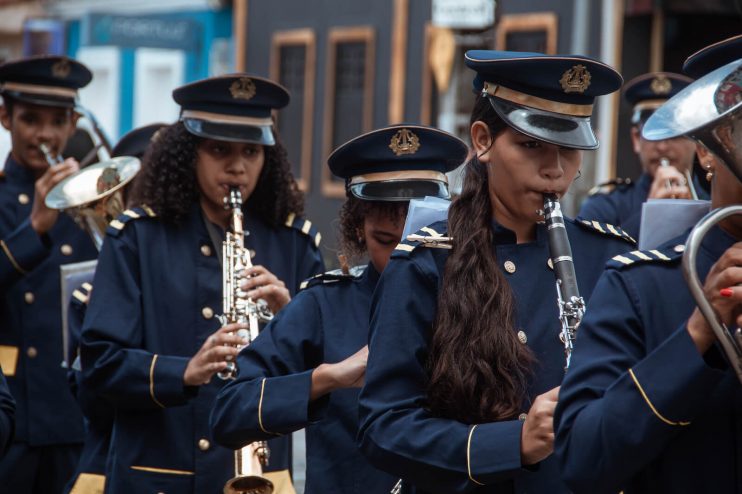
top-left (299, 265), bottom-right (366, 290)
top-left (106, 205), bottom-right (157, 237)
top-left (588, 177), bottom-right (632, 196)
top-left (393, 221), bottom-right (451, 257)
top-left (606, 243), bottom-right (685, 270)
top-left (71, 282), bottom-right (93, 306)
top-left (576, 218), bottom-right (636, 245)
top-left (284, 212), bottom-right (321, 249)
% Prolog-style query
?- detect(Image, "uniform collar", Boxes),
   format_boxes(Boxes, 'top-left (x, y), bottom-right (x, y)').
top-left (490, 219), bottom-right (549, 245)
top-left (363, 261), bottom-right (380, 289)
top-left (3, 153), bottom-right (36, 184)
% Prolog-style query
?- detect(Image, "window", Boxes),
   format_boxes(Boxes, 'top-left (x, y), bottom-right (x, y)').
top-left (322, 26), bottom-right (375, 198)
top-left (271, 29), bottom-right (316, 191)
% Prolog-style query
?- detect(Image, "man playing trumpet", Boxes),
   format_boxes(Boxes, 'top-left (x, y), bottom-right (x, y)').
top-left (0, 56), bottom-right (97, 492)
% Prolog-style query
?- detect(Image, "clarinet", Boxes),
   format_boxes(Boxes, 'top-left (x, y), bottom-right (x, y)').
top-left (541, 194), bottom-right (585, 370)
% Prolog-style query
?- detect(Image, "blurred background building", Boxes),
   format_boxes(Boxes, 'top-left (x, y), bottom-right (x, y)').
top-left (1, 0), bottom-right (741, 265)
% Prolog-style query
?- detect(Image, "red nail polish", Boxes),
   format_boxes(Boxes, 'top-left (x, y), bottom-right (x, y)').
top-left (720, 288), bottom-right (734, 298)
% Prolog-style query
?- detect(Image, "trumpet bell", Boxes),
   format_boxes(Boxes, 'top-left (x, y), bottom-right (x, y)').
top-left (45, 156), bottom-right (141, 250)
top-left (642, 59), bottom-right (742, 183)
top-left (223, 476), bottom-right (274, 494)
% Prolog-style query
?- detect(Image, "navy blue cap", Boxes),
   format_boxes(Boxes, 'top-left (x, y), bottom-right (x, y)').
top-left (172, 74), bottom-right (289, 145)
top-left (0, 55), bottom-right (92, 108)
top-left (465, 50), bottom-right (623, 150)
top-left (623, 72), bottom-right (693, 125)
top-left (112, 123), bottom-right (167, 158)
top-left (328, 124), bottom-right (468, 201)
top-left (684, 34), bottom-right (742, 79)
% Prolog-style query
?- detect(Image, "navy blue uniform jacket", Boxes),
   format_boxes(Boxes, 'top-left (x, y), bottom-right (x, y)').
top-left (358, 218), bottom-right (635, 494)
top-left (0, 155), bottom-right (97, 446)
top-left (579, 173), bottom-right (651, 239)
top-left (81, 205), bottom-right (324, 493)
top-left (554, 226), bottom-right (741, 494)
top-left (211, 263), bottom-right (398, 494)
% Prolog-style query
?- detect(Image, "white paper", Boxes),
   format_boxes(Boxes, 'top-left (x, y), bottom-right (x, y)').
top-left (639, 199), bottom-right (711, 250)
top-left (402, 196), bottom-right (451, 239)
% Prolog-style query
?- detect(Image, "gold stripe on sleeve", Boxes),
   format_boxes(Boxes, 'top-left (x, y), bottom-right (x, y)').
top-left (149, 354), bottom-right (165, 408)
top-left (628, 368), bottom-right (690, 426)
top-left (0, 240), bottom-right (27, 274)
top-left (466, 425), bottom-right (486, 486)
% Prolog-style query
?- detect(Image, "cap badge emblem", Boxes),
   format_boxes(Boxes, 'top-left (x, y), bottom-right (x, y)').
top-left (389, 128), bottom-right (420, 156)
top-left (560, 64), bottom-right (591, 94)
top-left (230, 77), bottom-right (256, 100)
top-left (650, 75), bottom-right (672, 95)
top-left (52, 59), bottom-right (71, 79)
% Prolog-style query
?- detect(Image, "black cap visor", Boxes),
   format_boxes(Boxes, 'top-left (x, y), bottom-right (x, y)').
top-left (349, 179), bottom-right (449, 201)
top-left (183, 117), bottom-right (275, 145)
top-left (2, 90), bottom-right (76, 109)
top-left (487, 96), bottom-right (598, 150)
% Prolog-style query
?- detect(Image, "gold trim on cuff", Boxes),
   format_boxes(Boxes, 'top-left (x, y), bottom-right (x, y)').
top-left (149, 354), bottom-right (165, 408)
top-left (0, 240), bottom-right (28, 275)
top-left (130, 465), bottom-right (194, 476)
top-left (466, 425), bottom-right (486, 486)
top-left (628, 368), bottom-right (690, 426)
top-left (483, 82), bottom-right (593, 117)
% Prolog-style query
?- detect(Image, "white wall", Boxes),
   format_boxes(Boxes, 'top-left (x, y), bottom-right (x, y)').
top-left (76, 46), bottom-right (121, 140)
top-left (133, 48), bottom-right (185, 128)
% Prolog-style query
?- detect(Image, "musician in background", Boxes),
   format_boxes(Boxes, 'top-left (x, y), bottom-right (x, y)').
top-left (80, 75), bottom-right (324, 493)
top-left (579, 72), bottom-right (699, 238)
top-left (357, 51), bottom-right (634, 494)
top-left (64, 122), bottom-right (166, 494)
top-left (0, 368), bottom-right (15, 458)
top-left (0, 55), bottom-right (97, 492)
top-left (555, 35), bottom-right (742, 494)
top-left (211, 124), bottom-right (468, 493)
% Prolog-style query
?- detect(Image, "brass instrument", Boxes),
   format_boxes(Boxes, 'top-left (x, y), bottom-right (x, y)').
top-left (219, 186), bottom-right (274, 494)
top-left (644, 58), bottom-right (742, 383)
top-left (542, 194), bottom-right (585, 369)
top-left (45, 157), bottom-right (141, 250)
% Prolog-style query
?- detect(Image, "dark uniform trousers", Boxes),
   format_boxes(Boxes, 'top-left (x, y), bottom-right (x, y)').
top-left (80, 205), bottom-right (323, 494)
top-left (555, 226), bottom-right (742, 494)
top-left (358, 218), bottom-right (635, 494)
top-left (0, 155), bottom-right (97, 493)
top-left (211, 263), bottom-right (399, 494)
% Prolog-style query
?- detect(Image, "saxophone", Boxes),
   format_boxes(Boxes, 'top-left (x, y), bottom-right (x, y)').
top-left (219, 186), bottom-right (274, 494)
top-left (542, 194), bottom-right (585, 370)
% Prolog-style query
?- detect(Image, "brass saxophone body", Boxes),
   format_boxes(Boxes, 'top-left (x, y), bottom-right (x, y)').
top-left (219, 186), bottom-right (274, 494)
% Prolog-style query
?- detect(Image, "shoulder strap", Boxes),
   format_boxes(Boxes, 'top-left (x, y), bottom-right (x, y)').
top-left (106, 205), bottom-right (157, 237)
top-left (575, 218), bottom-right (636, 245)
top-left (284, 212), bottom-right (321, 249)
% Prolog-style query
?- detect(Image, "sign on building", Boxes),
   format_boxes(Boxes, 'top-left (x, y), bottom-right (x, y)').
top-left (432, 0), bottom-right (496, 30)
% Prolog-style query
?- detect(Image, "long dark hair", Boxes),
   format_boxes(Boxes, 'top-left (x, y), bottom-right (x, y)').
top-left (426, 95), bottom-right (535, 423)
top-left (128, 122), bottom-right (304, 226)
top-left (338, 194), bottom-right (408, 262)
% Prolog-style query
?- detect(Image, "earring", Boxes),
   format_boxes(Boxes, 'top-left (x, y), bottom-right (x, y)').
top-left (704, 162), bottom-right (714, 182)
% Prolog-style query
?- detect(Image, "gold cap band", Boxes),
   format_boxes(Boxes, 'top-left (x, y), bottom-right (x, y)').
top-left (633, 99), bottom-right (667, 113)
top-left (1, 82), bottom-right (77, 99)
top-left (349, 170), bottom-right (448, 185)
top-left (181, 109), bottom-right (273, 127)
top-left (483, 81), bottom-right (593, 117)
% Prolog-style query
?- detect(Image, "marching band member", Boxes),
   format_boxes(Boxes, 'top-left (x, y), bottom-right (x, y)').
top-left (357, 51), bottom-right (633, 493)
top-left (210, 124), bottom-right (468, 493)
top-left (64, 122), bottom-right (166, 494)
top-left (0, 55), bottom-right (97, 492)
top-left (0, 369), bottom-right (14, 458)
top-left (555, 35), bottom-right (742, 494)
top-left (80, 75), bottom-right (324, 493)
top-left (579, 72), bottom-right (698, 238)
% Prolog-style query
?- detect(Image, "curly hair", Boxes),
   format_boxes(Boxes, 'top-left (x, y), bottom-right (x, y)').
top-left (128, 121), bottom-right (304, 226)
top-left (426, 94), bottom-right (534, 424)
top-left (338, 195), bottom-right (408, 262)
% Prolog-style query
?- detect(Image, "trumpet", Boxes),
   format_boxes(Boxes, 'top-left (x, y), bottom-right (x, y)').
top-left (39, 143), bottom-right (63, 167)
top-left (219, 186), bottom-right (274, 494)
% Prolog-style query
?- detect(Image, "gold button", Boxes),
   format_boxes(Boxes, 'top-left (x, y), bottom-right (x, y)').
top-left (202, 307), bottom-right (214, 319)
top-left (518, 413), bottom-right (527, 422)
top-left (27, 347), bottom-right (37, 358)
top-left (198, 438), bottom-right (210, 451)
top-left (18, 193), bottom-right (29, 205)
top-left (517, 330), bottom-right (527, 344)
top-left (60, 244), bottom-right (73, 256)
top-left (200, 244), bottom-right (212, 256)
top-left (503, 260), bottom-right (516, 274)
top-left (674, 244), bottom-right (685, 253)
top-left (24, 292), bottom-right (34, 304)
top-left (547, 258), bottom-right (553, 270)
